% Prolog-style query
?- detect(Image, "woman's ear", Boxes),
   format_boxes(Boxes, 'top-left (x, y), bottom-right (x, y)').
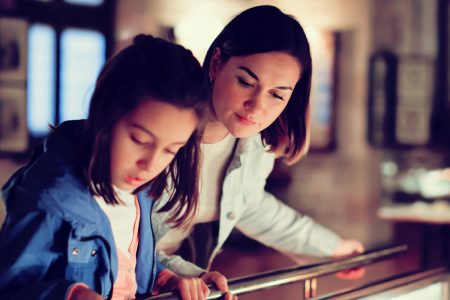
top-left (208, 47), bottom-right (222, 82)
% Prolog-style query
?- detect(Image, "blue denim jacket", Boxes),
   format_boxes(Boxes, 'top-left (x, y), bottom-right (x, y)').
top-left (0, 121), bottom-right (163, 300)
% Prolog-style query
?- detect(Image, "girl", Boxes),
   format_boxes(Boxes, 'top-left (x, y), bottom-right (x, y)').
top-left (155, 5), bottom-right (365, 279)
top-left (0, 35), bottom-right (222, 300)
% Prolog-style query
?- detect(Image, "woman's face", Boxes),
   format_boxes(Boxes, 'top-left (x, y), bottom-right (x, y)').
top-left (110, 99), bottom-right (198, 191)
top-left (210, 51), bottom-right (301, 138)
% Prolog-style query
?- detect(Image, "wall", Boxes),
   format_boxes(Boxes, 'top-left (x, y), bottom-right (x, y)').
top-left (2, 0), bottom-right (438, 247)
top-left (0, 159), bottom-right (23, 226)
top-left (112, 0), bottom-right (391, 246)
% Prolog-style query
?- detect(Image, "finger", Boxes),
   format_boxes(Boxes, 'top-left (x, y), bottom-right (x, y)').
top-left (224, 292), bottom-right (237, 300)
top-left (179, 280), bottom-right (191, 300)
top-left (193, 279), bottom-right (205, 300)
top-left (355, 242), bottom-right (365, 253)
top-left (189, 280), bottom-right (199, 300)
top-left (210, 272), bottom-right (229, 291)
top-left (200, 280), bottom-right (210, 298)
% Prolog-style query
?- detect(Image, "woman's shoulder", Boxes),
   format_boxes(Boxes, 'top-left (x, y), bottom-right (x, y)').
top-left (237, 134), bottom-right (275, 158)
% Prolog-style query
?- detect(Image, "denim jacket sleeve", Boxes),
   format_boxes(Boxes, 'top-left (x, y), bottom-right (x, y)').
top-left (0, 211), bottom-right (77, 300)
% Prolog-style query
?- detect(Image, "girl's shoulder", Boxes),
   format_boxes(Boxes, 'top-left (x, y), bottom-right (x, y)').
top-left (2, 120), bottom-right (97, 225)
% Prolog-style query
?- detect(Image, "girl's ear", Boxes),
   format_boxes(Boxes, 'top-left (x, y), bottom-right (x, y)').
top-left (208, 47), bottom-right (222, 82)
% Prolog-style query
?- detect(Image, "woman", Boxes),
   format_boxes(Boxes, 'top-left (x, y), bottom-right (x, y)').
top-left (154, 5), bottom-right (364, 279)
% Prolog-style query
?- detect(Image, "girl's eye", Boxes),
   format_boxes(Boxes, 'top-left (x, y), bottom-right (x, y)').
top-left (131, 135), bottom-right (145, 145)
top-left (272, 93), bottom-right (284, 101)
top-left (238, 77), bottom-right (254, 87)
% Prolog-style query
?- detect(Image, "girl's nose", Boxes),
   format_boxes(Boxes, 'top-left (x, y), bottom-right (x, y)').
top-left (137, 151), bottom-right (157, 172)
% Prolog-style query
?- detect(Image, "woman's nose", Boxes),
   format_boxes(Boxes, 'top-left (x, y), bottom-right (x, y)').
top-left (244, 91), bottom-right (266, 113)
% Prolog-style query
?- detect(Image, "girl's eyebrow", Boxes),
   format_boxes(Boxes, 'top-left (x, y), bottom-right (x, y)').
top-left (130, 124), bottom-right (186, 146)
top-left (238, 66), bottom-right (294, 91)
top-left (131, 124), bottom-right (155, 137)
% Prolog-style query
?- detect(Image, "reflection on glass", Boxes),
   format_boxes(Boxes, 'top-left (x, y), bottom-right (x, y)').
top-left (60, 28), bottom-right (105, 122)
top-left (391, 282), bottom-right (444, 300)
top-left (64, 0), bottom-right (103, 6)
top-left (27, 24), bottom-right (55, 136)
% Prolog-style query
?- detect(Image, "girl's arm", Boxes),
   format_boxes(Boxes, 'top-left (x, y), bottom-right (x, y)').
top-left (0, 211), bottom-right (84, 300)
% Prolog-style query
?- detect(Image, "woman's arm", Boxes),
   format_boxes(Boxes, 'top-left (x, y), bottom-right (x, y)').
top-left (236, 186), bottom-right (342, 256)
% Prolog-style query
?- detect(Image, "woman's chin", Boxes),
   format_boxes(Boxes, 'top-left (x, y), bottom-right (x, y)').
top-left (228, 129), bottom-right (258, 139)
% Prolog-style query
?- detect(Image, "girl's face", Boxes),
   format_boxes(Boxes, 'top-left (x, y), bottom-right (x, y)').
top-left (110, 99), bottom-right (198, 191)
top-left (210, 51), bottom-right (301, 138)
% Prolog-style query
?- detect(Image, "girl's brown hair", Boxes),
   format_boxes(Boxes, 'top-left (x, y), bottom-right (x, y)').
top-left (81, 35), bottom-right (209, 227)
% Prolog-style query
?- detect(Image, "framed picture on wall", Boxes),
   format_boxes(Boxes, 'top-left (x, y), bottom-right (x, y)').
top-left (0, 87), bottom-right (28, 152)
top-left (0, 17), bottom-right (28, 82)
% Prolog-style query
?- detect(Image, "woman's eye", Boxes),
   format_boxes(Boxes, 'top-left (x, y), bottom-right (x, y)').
top-left (238, 77), bottom-right (253, 87)
top-left (272, 93), bottom-right (284, 101)
top-left (164, 148), bottom-right (177, 155)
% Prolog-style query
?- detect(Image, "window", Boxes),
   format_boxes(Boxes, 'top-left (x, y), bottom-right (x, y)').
top-left (60, 28), bottom-right (105, 122)
top-left (2, 0), bottom-right (115, 144)
top-left (27, 24), bottom-right (55, 136)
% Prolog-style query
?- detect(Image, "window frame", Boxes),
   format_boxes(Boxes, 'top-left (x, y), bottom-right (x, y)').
top-left (0, 0), bottom-right (116, 155)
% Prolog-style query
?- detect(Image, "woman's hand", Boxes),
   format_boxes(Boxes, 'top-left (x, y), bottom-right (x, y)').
top-left (333, 239), bottom-right (366, 280)
top-left (201, 271), bottom-right (237, 300)
top-left (332, 239), bottom-right (364, 257)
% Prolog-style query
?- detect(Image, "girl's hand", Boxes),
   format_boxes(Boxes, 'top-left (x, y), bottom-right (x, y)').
top-left (172, 277), bottom-right (210, 300)
top-left (69, 285), bottom-right (104, 300)
top-left (201, 271), bottom-right (237, 300)
top-left (333, 239), bottom-right (365, 280)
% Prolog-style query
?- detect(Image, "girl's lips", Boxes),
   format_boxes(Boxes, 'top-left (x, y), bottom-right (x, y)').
top-left (125, 175), bottom-right (144, 187)
top-left (235, 113), bottom-right (256, 125)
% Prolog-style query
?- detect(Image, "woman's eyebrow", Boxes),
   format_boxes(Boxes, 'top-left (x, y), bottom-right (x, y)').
top-left (238, 66), bottom-right (259, 80)
top-left (238, 66), bottom-right (294, 90)
top-left (275, 86), bottom-right (294, 91)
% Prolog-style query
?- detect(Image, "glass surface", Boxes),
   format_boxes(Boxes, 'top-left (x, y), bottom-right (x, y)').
top-left (390, 282), bottom-right (444, 300)
top-left (60, 28), bottom-right (105, 122)
top-left (64, 0), bottom-right (103, 6)
top-left (27, 24), bottom-right (55, 136)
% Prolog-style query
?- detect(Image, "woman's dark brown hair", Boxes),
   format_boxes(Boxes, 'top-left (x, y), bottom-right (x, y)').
top-left (82, 34), bottom-right (209, 227)
top-left (203, 5), bottom-right (312, 164)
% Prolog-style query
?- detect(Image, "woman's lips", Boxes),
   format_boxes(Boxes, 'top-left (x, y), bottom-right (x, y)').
top-left (235, 113), bottom-right (256, 125)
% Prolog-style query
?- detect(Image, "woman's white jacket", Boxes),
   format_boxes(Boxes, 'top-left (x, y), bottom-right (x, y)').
top-left (152, 134), bottom-right (341, 277)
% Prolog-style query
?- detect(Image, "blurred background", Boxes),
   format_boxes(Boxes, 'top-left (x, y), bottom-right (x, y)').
top-left (1, 0), bottom-right (449, 299)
